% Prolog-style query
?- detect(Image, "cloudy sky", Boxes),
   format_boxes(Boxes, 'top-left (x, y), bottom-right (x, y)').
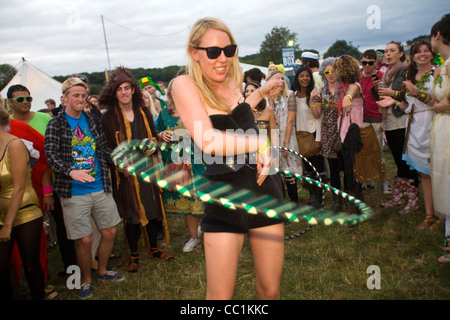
top-left (0, 0), bottom-right (448, 77)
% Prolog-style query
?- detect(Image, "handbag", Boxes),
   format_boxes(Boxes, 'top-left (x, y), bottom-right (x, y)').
top-left (333, 113), bottom-right (344, 153)
top-left (296, 130), bottom-right (316, 158)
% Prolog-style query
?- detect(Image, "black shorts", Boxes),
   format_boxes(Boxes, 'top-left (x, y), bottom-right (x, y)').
top-left (201, 166), bottom-right (285, 233)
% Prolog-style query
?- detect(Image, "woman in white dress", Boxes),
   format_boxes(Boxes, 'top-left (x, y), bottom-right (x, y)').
top-left (378, 40), bottom-right (437, 220)
top-left (430, 15), bottom-right (450, 263)
top-left (266, 70), bottom-right (302, 203)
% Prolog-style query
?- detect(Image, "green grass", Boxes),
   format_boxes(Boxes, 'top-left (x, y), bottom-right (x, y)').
top-left (15, 152), bottom-right (450, 300)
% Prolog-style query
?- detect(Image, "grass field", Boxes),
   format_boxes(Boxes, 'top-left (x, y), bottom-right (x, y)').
top-left (15, 151), bottom-right (450, 301)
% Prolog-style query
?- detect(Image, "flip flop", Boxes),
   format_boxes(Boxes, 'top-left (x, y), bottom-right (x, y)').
top-left (437, 254), bottom-right (450, 263)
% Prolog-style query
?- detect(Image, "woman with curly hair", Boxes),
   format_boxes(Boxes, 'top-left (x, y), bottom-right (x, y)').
top-left (332, 55), bottom-right (365, 212)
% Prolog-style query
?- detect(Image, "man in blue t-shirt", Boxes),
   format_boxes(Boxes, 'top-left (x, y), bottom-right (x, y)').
top-left (45, 77), bottom-right (123, 299)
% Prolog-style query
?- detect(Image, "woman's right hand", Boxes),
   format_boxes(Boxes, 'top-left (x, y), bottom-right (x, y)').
top-left (159, 130), bottom-right (173, 142)
top-left (260, 76), bottom-right (284, 98)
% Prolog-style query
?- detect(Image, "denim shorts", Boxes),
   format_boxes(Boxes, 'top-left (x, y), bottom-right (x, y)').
top-left (60, 191), bottom-right (121, 240)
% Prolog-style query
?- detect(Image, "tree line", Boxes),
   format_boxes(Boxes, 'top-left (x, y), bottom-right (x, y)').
top-left (0, 26), bottom-right (430, 95)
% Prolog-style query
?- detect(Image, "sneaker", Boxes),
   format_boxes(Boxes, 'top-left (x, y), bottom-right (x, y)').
top-left (96, 270), bottom-right (125, 282)
top-left (383, 182), bottom-right (392, 195)
top-left (78, 283), bottom-right (93, 299)
top-left (197, 225), bottom-right (203, 238)
top-left (43, 283), bottom-right (58, 300)
top-left (183, 237), bottom-right (201, 252)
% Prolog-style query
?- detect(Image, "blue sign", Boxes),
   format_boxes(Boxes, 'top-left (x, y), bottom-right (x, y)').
top-left (282, 47), bottom-right (296, 68)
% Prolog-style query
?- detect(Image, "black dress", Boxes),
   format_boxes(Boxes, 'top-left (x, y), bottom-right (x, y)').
top-left (201, 102), bottom-right (285, 233)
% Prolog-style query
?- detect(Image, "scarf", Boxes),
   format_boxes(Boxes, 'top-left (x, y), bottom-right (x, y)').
top-left (382, 62), bottom-right (404, 87)
top-left (114, 107), bottom-right (155, 226)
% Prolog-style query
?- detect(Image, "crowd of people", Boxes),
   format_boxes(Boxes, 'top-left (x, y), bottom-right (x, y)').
top-left (0, 14), bottom-right (449, 300)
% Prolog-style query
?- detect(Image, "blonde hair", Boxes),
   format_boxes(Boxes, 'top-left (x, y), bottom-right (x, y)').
top-left (62, 77), bottom-right (88, 95)
top-left (166, 79), bottom-right (177, 114)
top-left (186, 17), bottom-right (242, 113)
top-left (266, 70), bottom-right (288, 106)
top-left (141, 89), bottom-right (158, 116)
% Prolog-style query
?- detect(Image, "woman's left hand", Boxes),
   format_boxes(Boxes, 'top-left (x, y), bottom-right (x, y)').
top-left (257, 149), bottom-right (271, 186)
top-left (376, 96), bottom-right (396, 108)
top-left (0, 225), bottom-right (11, 242)
top-left (342, 95), bottom-right (352, 115)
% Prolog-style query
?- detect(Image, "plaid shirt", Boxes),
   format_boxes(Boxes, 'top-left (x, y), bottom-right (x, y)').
top-left (44, 108), bottom-right (112, 198)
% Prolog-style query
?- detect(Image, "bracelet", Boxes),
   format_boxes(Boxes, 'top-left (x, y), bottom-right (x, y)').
top-left (416, 91), bottom-right (432, 103)
top-left (257, 139), bottom-right (270, 153)
top-left (44, 193), bottom-right (53, 197)
top-left (310, 104), bottom-right (316, 108)
top-left (345, 94), bottom-right (353, 101)
top-left (42, 185), bottom-right (53, 195)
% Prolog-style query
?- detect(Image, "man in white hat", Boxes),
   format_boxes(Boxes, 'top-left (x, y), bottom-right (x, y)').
top-left (301, 51), bottom-right (324, 88)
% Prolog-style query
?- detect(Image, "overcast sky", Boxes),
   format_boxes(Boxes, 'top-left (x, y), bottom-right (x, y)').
top-left (0, 0), bottom-right (448, 77)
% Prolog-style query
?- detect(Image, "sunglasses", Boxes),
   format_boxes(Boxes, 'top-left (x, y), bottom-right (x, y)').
top-left (11, 96), bottom-right (33, 103)
top-left (361, 61), bottom-right (375, 66)
top-left (323, 70), bottom-right (334, 75)
top-left (195, 44), bottom-right (237, 59)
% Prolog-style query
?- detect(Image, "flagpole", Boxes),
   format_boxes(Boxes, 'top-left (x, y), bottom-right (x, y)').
top-left (101, 15), bottom-right (111, 76)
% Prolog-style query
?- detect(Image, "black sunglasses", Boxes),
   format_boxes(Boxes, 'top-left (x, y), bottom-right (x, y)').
top-left (361, 61), bottom-right (375, 66)
top-left (11, 96), bottom-right (33, 103)
top-left (195, 44), bottom-right (237, 59)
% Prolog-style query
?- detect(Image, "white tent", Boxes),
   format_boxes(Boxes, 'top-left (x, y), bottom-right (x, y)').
top-left (0, 59), bottom-right (62, 112)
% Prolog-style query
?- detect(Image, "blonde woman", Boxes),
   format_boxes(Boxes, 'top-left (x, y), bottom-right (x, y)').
top-left (171, 17), bottom-right (285, 300)
top-left (141, 89), bottom-right (159, 123)
top-left (266, 70), bottom-right (301, 203)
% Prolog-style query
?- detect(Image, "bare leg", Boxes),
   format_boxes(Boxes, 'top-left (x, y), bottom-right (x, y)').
top-left (248, 223), bottom-right (284, 300)
top-left (185, 215), bottom-right (200, 238)
top-left (76, 234), bottom-right (93, 284)
top-left (204, 232), bottom-right (244, 299)
top-left (420, 173), bottom-right (434, 215)
top-left (96, 226), bottom-right (117, 276)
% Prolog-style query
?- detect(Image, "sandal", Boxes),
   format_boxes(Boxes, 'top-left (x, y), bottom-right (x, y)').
top-left (149, 248), bottom-right (174, 262)
top-left (127, 253), bottom-right (139, 273)
top-left (429, 218), bottom-right (444, 231)
top-left (437, 254), bottom-right (450, 263)
top-left (418, 216), bottom-right (436, 230)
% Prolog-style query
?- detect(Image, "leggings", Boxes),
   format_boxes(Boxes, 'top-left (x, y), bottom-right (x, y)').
top-left (0, 217), bottom-right (45, 300)
top-left (125, 219), bottom-right (159, 252)
top-left (385, 128), bottom-right (418, 185)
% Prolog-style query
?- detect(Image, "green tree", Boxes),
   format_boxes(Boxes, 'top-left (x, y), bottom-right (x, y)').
top-left (259, 26), bottom-right (300, 66)
top-left (0, 64), bottom-right (17, 91)
top-left (323, 40), bottom-right (361, 60)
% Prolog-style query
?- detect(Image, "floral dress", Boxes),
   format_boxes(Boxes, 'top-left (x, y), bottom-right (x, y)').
top-left (319, 87), bottom-right (339, 159)
top-left (155, 108), bottom-right (205, 215)
top-left (271, 90), bottom-right (302, 174)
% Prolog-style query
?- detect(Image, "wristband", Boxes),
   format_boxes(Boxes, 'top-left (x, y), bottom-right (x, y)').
top-left (42, 185), bottom-right (53, 195)
top-left (257, 140), bottom-right (270, 153)
top-left (310, 104), bottom-right (316, 108)
top-left (345, 94), bottom-right (353, 101)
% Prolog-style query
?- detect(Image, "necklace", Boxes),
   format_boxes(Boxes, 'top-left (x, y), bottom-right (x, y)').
top-left (252, 108), bottom-right (261, 116)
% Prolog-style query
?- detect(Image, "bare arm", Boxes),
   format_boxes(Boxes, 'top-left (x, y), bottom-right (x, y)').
top-left (171, 75), bottom-right (267, 155)
top-left (0, 140), bottom-right (30, 241)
